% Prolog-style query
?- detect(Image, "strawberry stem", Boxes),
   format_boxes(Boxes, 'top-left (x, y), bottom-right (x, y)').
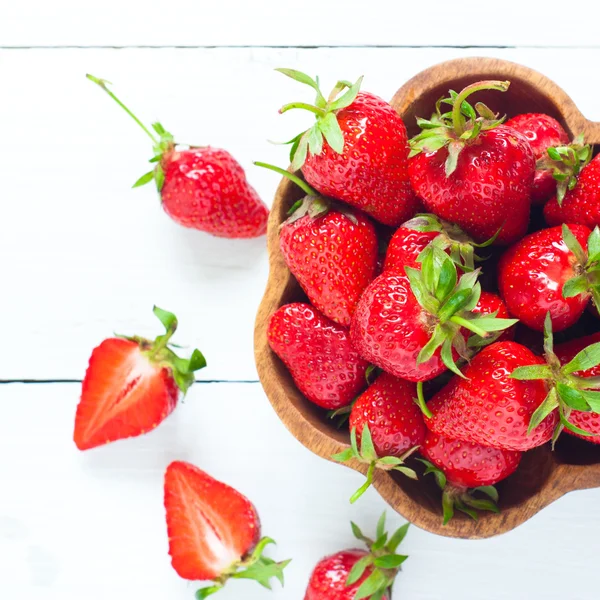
top-left (451, 80), bottom-right (510, 136)
top-left (450, 315), bottom-right (488, 338)
top-left (253, 161), bottom-right (316, 196)
top-left (279, 102), bottom-right (326, 117)
top-left (86, 74), bottom-right (159, 144)
top-left (350, 461), bottom-right (375, 504)
top-left (415, 382), bottom-right (432, 418)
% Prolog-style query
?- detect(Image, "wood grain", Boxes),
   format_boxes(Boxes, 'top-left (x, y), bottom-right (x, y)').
top-left (255, 57), bottom-right (600, 539)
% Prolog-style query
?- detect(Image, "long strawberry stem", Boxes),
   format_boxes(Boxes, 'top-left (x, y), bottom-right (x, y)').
top-left (253, 161), bottom-right (316, 196)
top-left (86, 74), bottom-right (158, 144)
top-left (451, 80), bottom-right (510, 136)
top-left (350, 462), bottom-right (375, 504)
top-left (415, 382), bottom-right (432, 418)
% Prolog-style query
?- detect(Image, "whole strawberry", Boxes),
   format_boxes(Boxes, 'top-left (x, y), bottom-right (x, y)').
top-left (505, 113), bottom-right (569, 205)
top-left (333, 373), bottom-right (424, 502)
top-left (545, 151), bottom-right (600, 229)
top-left (305, 513), bottom-right (408, 600)
top-left (88, 75), bottom-right (268, 238)
top-left (164, 461), bottom-right (289, 597)
top-left (426, 341), bottom-right (556, 451)
top-left (498, 224), bottom-right (600, 331)
top-left (408, 81), bottom-right (535, 245)
top-left (351, 252), bottom-right (516, 382)
top-left (73, 307), bottom-right (205, 450)
top-left (277, 69), bottom-right (418, 226)
top-left (257, 163), bottom-right (378, 326)
top-left (267, 303), bottom-right (369, 409)
top-left (419, 431), bottom-right (522, 524)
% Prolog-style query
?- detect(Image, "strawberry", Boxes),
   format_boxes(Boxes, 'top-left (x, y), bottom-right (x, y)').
top-left (267, 303), bottom-right (369, 410)
top-left (256, 163), bottom-right (378, 326)
top-left (73, 306), bottom-right (205, 450)
top-left (504, 113), bottom-right (570, 205)
top-left (276, 70), bottom-right (418, 226)
top-left (350, 251), bottom-right (516, 383)
top-left (408, 81), bottom-right (535, 245)
top-left (305, 513), bottom-right (408, 600)
top-left (419, 431), bottom-right (521, 524)
top-left (426, 341), bottom-right (556, 451)
top-left (498, 224), bottom-right (600, 332)
top-left (87, 75), bottom-right (268, 238)
top-left (164, 461), bottom-right (289, 597)
top-left (544, 151), bottom-right (600, 229)
top-left (472, 291), bottom-right (514, 342)
top-left (333, 373), bottom-right (424, 502)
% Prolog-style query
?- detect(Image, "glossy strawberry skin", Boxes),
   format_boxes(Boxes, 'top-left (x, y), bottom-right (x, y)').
top-left (422, 431), bottom-right (522, 489)
top-left (305, 549), bottom-right (389, 600)
top-left (302, 92), bottom-right (419, 227)
top-left (161, 147), bottom-right (268, 238)
top-left (555, 332), bottom-right (600, 443)
top-left (408, 126), bottom-right (535, 245)
top-left (498, 224), bottom-right (592, 332)
top-left (350, 373), bottom-right (426, 457)
top-left (427, 341), bottom-right (556, 451)
top-left (350, 272), bottom-right (463, 382)
top-left (544, 154), bottom-right (600, 229)
top-left (505, 113), bottom-right (569, 205)
top-left (268, 303), bottom-right (369, 409)
top-left (383, 226), bottom-right (438, 272)
top-left (280, 210), bottom-right (378, 327)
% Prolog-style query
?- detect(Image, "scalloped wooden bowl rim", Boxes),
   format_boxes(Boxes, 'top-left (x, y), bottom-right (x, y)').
top-left (254, 57), bottom-right (600, 539)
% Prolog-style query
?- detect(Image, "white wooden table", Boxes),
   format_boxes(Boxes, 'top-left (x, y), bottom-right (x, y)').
top-left (2, 3), bottom-right (600, 598)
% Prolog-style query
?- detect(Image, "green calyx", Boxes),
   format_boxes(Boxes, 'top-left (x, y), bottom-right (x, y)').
top-left (405, 249), bottom-right (518, 380)
top-left (123, 306), bottom-right (206, 395)
top-left (409, 80), bottom-right (510, 176)
top-left (332, 425), bottom-right (419, 504)
top-left (511, 312), bottom-right (600, 447)
top-left (537, 134), bottom-right (592, 205)
top-left (195, 537), bottom-right (291, 598)
top-left (275, 68), bottom-right (363, 170)
top-left (417, 459), bottom-right (499, 525)
top-left (345, 513), bottom-right (409, 600)
top-left (561, 224), bottom-right (600, 313)
top-left (403, 213), bottom-right (499, 272)
top-left (87, 74), bottom-right (176, 192)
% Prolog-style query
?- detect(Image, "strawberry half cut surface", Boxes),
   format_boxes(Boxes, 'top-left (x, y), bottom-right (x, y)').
top-left (164, 461), bottom-right (289, 598)
top-left (73, 306), bottom-right (206, 450)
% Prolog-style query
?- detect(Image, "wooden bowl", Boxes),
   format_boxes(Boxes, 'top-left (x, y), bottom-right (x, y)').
top-left (254, 57), bottom-right (600, 539)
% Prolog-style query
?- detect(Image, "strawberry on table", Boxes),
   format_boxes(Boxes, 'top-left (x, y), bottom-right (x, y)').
top-left (333, 373), bottom-right (424, 502)
top-left (419, 431), bottom-right (522, 524)
top-left (276, 69), bottom-right (419, 226)
top-left (73, 306), bottom-right (205, 451)
top-left (505, 113), bottom-right (570, 205)
top-left (267, 303), bottom-right (369, 410)
top-left (408, 80), bottom-right (535, 245)
top-left (164, 461), bottom-right (289, 597)
top-left (498, 224), bottom-right (600, 331)
top-left (87, 75), bottom-right (268, 238)
top-left (256, 163), bottom-right (378, 327)
top-left (305, 513), bottom-right (409, 600)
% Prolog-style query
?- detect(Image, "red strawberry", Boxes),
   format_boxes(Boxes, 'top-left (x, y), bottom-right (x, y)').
top-left (426, 341), bottom-right (556, 451)
top-left (88, 74), bottom-right (268, 238)
top-left (305, 514), bottom-right (408, 600)
top-left (504, 113), bottom-right (569, 205)
top-left (256, 163), bottom-right (378, 327)
top-left (333, 373), bottom-right (424, 502)
top-left (277, 70), bottom-right (418, 226)
top-left (350, 253), bottom-right (516, 382)
top-left (498, 224), bottom-right (600, 332)
top-left (408, 81), bottom-right (535, 245)
top-left (73, 307), bottom-right (205, 450)
top-left (164, 461), bottom-right (289, 596)
top-left (267, 303), bottom-right (369, 409)
top-left (545, 151), bottom-right (600, 229)
top-left (419, 431), bottom-right (521, 524)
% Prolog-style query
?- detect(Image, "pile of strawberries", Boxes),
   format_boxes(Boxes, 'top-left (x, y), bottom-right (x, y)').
top-left (266, 70), bottom-right (600, 524)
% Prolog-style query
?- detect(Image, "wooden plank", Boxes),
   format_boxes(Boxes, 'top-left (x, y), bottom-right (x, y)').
top-left (0, 382), bottom-right (599, 599)
top-left (3, 47), bottom-right (600, 380)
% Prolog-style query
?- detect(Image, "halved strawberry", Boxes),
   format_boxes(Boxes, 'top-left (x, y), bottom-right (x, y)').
top-left (73, 306), bottom-right (205, 450)
top-left (164, 461), bottom-right (289, 597)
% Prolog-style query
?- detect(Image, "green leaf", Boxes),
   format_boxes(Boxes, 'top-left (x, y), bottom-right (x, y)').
top-left (441, 491), bottom-right (455, 525)
top-left (562, 224), bottom-right (587, 264)
top-left (445, 140), bottom-right (463, 176)
top-left (420, 247), bottom-right (437, 292)
top-left (195, 584), bottom-right (222, 598)
top-left (436, 256), bottom-right (458, 301)
top-left (527, 389), bottom-right (559, 434)
top-left (417, 458), bottom-right (447, 490)
top-left (405, 266), bottom-right (432, 312)
top-left (441, 337), bottom-right (462, 378)
top-left (355, 568), bottom-right (388, 600)
top-left (187, 348), bottom-right (207, 372)
top-left (455, 499), bottom-right (478, 522)
top-left (374, 554), bottom-right (408, 569)
top-left (557, 383), bottom-right (590, 411)
top-left (371, 533), bottom-right (389, 551)
top-left (307, 125), bottom-right (324, 156)
top-left (332, 448), bottom-right (355, 462)
top-left (132, 170), bottom-right (155, 188)
top-left (387, 523), bottom-right (410, 552)
top-left (153, 305), bottom-right (178, 334)
top-left (351, 521), bottom-right (366, 542)
top-left (319, 112), bottom-right (344, 154)
top-left (359, 424), bottom-right (378, 462)
top-left (587, 227), bottom-right (600, 262)
top-left (579, 389), bottom-right (600, 412)
top-left (563, 275), bottom-right (589, 299)
top-left (510, 365), bottom-right (553, 381)
top-left (376, 512), bottom-right (386, 540)
top-left (328, 76), bottom-right (363, 111)
top-left (275, 68), bottom-right (325, 105)
top-left (416, 324), bottom-right (446, 365)
top-left (438, 288), bottom-right (472, 322)
top-left (462, 497), bottom-right (499, 513)
top-left (543, 312), bottom-right (554, 357)
top-left (467, 316), bottom-right (519, 332)
top-left (473, 485), bottom-right (499, 502)
top-left (563, 341), bottom-right (600, 374)
top-left (547, 146), bottom-right (561, 161)
top-left (233, 558), bottom-right (291, 589)
top-left (377, 456), bottom-right (403, 466)
top-left (291, 134), bottom-right (309, 171)
top-left (346, 554), bottom-right (373, 586)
